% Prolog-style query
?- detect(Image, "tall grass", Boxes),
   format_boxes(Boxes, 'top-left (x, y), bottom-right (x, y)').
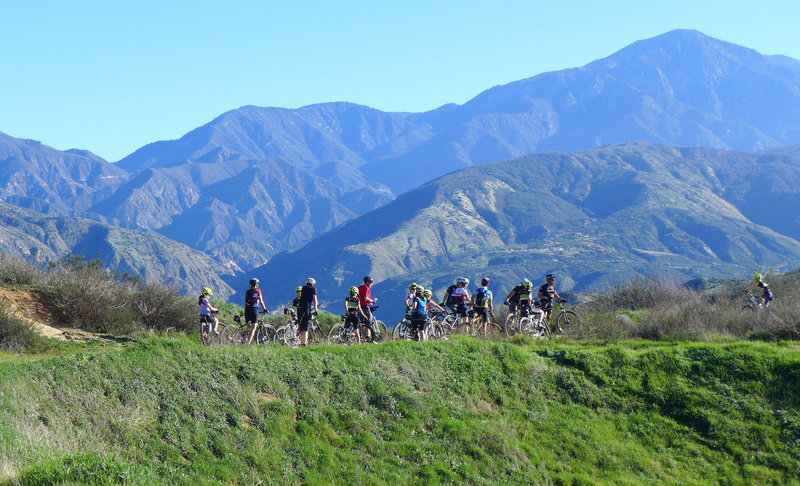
top-left (578, 271), bottom-right (800, 342)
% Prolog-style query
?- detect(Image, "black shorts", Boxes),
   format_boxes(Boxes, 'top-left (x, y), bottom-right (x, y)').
top-left (297, 310), bottom-right (311, 332)
top-left (540, 300), bottom-right (553, 311)
top-left (245, 307), bottom-right (259, 324)
top-left (455, 303), bottom-right (468, 318)
top-left (474, 307), bottom-right (489, 321)
top-left (410, 318), bottom-right (427, 331)
top-left (345, 313), bottom-right (360, 328)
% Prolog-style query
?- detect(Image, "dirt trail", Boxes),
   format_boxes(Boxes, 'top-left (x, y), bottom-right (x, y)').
top-left (0, 287), bottom-right (95, 341)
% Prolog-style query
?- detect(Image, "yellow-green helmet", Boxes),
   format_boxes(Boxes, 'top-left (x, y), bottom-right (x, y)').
top-left (201, 286), bottom-right (212, 296)
top-left (408, 282), bottom-right (418, 290)
top-left (753, 274), bottom-right (762, 281)
top-left (423, 289), bottom-right (432, 298)
top-left (295, 286), bottom-right (303, 293)
top-left (349, 286), bottom-right (358, 296)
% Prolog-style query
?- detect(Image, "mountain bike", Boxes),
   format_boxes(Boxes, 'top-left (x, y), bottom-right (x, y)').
top-left (469, 308), bottom-right (503, 339)
top-left (328, 315), bottom-right (363, 345)
top-left (277, 310), bottom-right (324, 347)
top-left (742, 288), bottom-right (765, 311)
top-left (391, 317), bottom-right (435, 341)
top-left (221, 311), bottom-right (274, 345)
top-left (515, 303), bottom-right (548, 338)
top-left (360, 305), bottom-right (388, 343)
top-left (200, 312), bottom-right (223, 346)
top-left (546, 299), bottom-right (581, 335)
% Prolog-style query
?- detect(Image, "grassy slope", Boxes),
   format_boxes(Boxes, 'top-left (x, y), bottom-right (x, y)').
top-left (0, 337), bottom-right (799, 485)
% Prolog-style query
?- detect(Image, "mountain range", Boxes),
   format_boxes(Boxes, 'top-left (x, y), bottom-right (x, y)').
top-left (253, 142), bottom-right (800, 316)
top-left (2, 29), bottom-right (800, 308)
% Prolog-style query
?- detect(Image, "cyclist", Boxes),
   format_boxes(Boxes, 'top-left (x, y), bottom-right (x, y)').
top-left (471, 277), bottom-right (494, 337)
top-left (441, 277), bottom-right (461, 309)
top-left (752, 274), bottom-right (774, 307)
top-left (345, 286), bottom-right (368, 344)
top-left (504, 278), bottom-right (531, 315)
top-left (244, 278), bottom-right (269, 344)
top-left (538, 274), bottom-right (563, 323)
top-left (423, 289), bottom-right (445, 313)
top-left (409, 285), bottom-right (430, 341)
top-left (358, 276), bottom-right (378, 331)
top-left (404, 282), bottom-right (419, 312)
top-left (297, 278), bottom-right (319, 346)
top-left (198, 286), bottom-right (219, 335)
top-left (450, 277), bottom-right (471, 329)
top-left (290, 286), bottom-right (303, 320)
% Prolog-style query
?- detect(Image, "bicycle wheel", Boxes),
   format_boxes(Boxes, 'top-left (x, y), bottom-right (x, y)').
top-left (221, 325), bottom-right (244, 346)
top-left (328, 323), bottom-right (356, 345)
top-left (369, 320), bottom-right (388, 343)
top-left (518, 317), bottom-right (537, 337)
top-left (504, 314), bottom-right (519, 338)
top-left (256, 324), bottom-right (277, 344)
top-left (308, 322), bottom-right (325, 345)
top-left (276, 326), bottom-right (300, 348)
top-left (392, 321), bottom-right (413, 341)
top-left (555, 310), bottom-right (580, 335)
top-left (201, 323), bottom-right (212, 346)
top-left (486, 320), bottom-right (504, 340)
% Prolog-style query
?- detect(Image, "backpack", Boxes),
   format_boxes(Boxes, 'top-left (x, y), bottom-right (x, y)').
top-left (411, 297), bottom-right (427, 318)
top-left (245, 288), bottom-right (259, 307)
top-left (474, 287), bottom-right (487, 307)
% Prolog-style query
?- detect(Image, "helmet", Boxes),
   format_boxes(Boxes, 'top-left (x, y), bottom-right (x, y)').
top-left (753, 274), bottom-right (762, 281)
top-left (457, 277), bottom-right (469, 285)
top-left (249, 278), bottom-right (260, 287)
top-left (546, 274), bottom-right (555, 281)
top-left (295, 286), bottom-right (303, 293)
top-left (523, 280), bottom-right (533, 290)
top-left (408, 282), bottom-right (418, 290)
top-left (201, 286), bottom-right (212, 296)
top-left (416, 285), bottom-right (425, 295)
top-left (307, 277), bottom-right (316, 285)
top-left (363, 275), bottom-right (373, 283)
top-left (481, 277), bottom-right (490, 286)
top-left (455, 277), bottom-right (462, 284)
top-left (423, 289), bottom-right (432, 298)
top-left (349, 286), bottom-right (358, 296)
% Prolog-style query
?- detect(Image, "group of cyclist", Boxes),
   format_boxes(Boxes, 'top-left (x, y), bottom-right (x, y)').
top-left (200, 271), bottom-right (774, 344)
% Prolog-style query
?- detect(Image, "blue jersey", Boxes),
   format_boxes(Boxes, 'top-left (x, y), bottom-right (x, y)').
top-left (473, 287), bottom-right (492, 308)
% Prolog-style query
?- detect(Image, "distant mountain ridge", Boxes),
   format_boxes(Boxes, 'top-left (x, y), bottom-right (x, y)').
top-left (118, 29), bottom-right (800, 195)
top-left (253, 143), bottom-right (800, 316)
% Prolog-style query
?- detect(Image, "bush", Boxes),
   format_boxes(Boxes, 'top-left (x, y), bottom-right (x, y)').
top-left (0, 305), bottom-right (50, 353)
top-left (130, 282), bottom-right (195, 332)
top-left (588, 276), bottom-right (699, 312)
top-left (0, 254), bottom-right (46, 286)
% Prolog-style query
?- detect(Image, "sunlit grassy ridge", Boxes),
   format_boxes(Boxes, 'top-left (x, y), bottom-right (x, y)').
top-left (1, 337), bottom-right (798, 485)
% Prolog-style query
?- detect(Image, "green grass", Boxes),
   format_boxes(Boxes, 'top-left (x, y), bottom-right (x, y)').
top-left (0, 337), bottom-right (798, 484)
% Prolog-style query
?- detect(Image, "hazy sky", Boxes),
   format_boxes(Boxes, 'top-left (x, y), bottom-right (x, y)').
top-left (2, 0), bottom-right (799, 161)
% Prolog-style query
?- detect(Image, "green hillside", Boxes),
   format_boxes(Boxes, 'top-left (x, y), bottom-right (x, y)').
top-left (0, 337), bottom-right (798, 484)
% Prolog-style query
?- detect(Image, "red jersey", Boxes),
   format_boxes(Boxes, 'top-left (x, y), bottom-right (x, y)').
top-left (357, 284), bottom-right (371, 306)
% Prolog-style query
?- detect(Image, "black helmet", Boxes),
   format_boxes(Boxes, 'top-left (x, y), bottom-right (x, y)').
top-left (481, 277), bottom-right (490, 286)
top-left (364, 275), bottom-right (374, 283)
top-left (249, 278), bottom-right (260, 287)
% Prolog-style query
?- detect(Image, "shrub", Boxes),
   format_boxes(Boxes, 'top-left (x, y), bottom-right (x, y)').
top-left (0, 305), bottom-right (50, 353)
top-left (0, 254), bottom-right (46, 286)
top-left (588, 276), bottom-right (699, 312)
top-left (129, 282), bottom-right (195, 332)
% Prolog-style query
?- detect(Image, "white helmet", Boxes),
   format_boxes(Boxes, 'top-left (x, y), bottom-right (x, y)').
top-left (307, 277), bottom-right (316, 285)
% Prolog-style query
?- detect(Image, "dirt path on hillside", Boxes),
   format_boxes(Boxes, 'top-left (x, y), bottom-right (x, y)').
top-left (0, 287), bottom-right (96, 341)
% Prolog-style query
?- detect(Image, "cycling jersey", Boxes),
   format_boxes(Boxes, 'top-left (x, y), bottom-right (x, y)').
top-left (539, 283), bottom-right (555, 303)
top-left (345, 296), bottom-right (360, 313)
top-left (245, 288), bottom-right (262, 308)
top-left (518, 289), bottom-right (533, 303)
top-left (357, 284), bottom-right (371, 306)
top-left (198, 296), bottom-right (212, 316)
top-left (757, 281), bottom-right (774, 301)
top-left (508, 285), bottom-right (525, 304)
top-left (451, 287), bottom-right (469, 301)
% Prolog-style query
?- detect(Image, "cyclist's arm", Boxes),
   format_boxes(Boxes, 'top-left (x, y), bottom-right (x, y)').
top-left (429, 301), bottom-right (445, 312)
top-left (488, 296), bottom-right (494, 314)
top-left (441, 290), bottom-right (451, 306)
top-left (313, 295), bottom-right (319, 313)
top-left (505, 289), bottom-right (516, 301)
top-left (258, 296), bottom-right (268, 312)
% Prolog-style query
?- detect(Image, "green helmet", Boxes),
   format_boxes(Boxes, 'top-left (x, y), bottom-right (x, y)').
top-left (753, 274), bottom-right (763, 281)
top-left (522, 280), bottom-right (532, 290)
top-left (408, 282), bottom-right (418, 290)
top-left (349, 286), bottom-right (358, 296)
top-left (295, 286), bottom-right (303, 293)
top-left (423, 289), bottom-right (432, 298)
top-left (201, 287), bottom-right (212, 296)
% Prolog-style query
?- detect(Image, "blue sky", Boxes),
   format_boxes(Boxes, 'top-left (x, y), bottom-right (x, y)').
top-left (1, 0), bottom-right (799, 162)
